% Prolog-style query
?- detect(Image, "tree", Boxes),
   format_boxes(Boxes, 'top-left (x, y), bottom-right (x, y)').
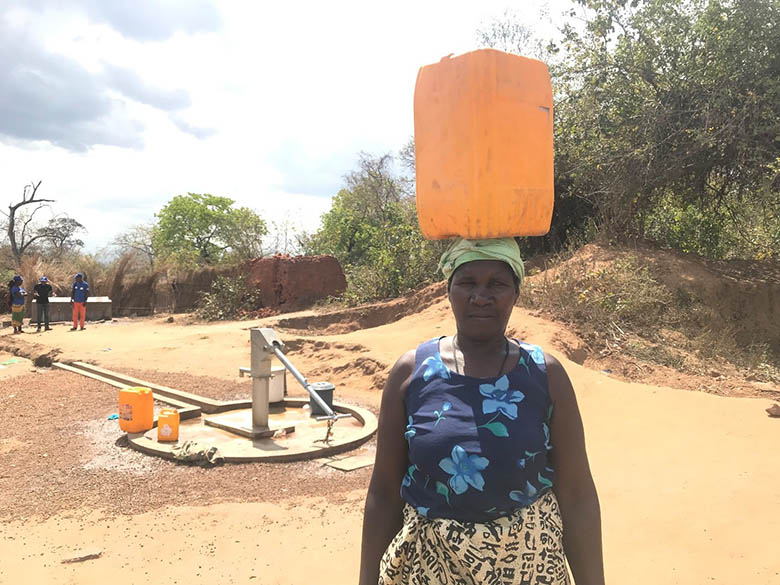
top-left (222, 206), bottom-right (267, 261)
top-left (266, 216), bottom-right (303, 255)
top-left (2, 181), bottom-right (86, 264)
top-left (476, 9), bottom-right (539, 57)
top-left (553, 0), bottom-right (780, 242)
top-left (3, 181), bottom-right (54, 264)
top-left (480, 0), bottom-right (780, 257)
top-left (39, 217), bottom-right (86, 257)
top-left (153, 193), bottom-right (267, 265)
top-left (398, 137), bottom-right (416, 176)
top-left (113, 223), bottom-right (158, 269)
top-left (305, 153), bottom-right (447, 303)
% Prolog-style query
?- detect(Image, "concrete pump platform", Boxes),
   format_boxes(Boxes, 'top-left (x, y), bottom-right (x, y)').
top-left (127, 398), bottom-right (377, 463)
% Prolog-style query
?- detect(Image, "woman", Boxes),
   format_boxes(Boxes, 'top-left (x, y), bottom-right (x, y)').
top-left (9, 275), bottom-right (27, 334)
top-left (359, 238), bottom-right (604, 585)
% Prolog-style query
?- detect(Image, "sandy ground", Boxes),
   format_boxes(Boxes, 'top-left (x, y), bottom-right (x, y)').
top-left (1, 296), bottom-right (779, 584)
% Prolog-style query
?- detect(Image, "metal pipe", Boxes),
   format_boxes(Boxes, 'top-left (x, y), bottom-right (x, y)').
top-left (250, 328), bottom-right (270, 429)
top-left (270, 343), bottom-right (337, 418)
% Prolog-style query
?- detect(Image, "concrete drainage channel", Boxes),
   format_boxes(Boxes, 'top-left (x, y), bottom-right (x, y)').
top-left (54, 328), bottom-right (378, 464)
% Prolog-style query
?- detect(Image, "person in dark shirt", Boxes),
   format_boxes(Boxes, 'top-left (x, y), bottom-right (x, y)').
top-left (71, 273), bottom-right (89, 331)
top-left (9, 275), bottom-right (26, 334)
top-left (33, 276), bottom-right (53, 332)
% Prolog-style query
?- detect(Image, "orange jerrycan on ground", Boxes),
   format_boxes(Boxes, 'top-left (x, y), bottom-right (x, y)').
top-left (414, 49), bottom-right (554, 239)
top-left (157, 409), bottom-right (180, 442)
top-left (118, 387), bottom-right (154, 433)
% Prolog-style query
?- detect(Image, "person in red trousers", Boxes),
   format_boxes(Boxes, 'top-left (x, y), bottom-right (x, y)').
top-left (70, 273), bottom-right (89, 331)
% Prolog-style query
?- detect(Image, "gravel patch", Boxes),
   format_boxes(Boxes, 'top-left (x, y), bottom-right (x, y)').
top-left (120, 368), bottom-right (252, 402)
top-left (0, 369), bottom-right (372, 522)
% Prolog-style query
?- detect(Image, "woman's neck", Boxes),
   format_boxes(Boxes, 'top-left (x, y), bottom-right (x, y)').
top-left (453, 332), bottom-right (507, 356)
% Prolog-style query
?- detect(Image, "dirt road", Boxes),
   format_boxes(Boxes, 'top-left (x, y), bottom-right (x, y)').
top-left (1, 296), bottom-right (778, 584)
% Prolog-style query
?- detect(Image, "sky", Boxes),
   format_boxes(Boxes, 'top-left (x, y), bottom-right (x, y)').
top-left (0, 0), bottom-right (567, 252)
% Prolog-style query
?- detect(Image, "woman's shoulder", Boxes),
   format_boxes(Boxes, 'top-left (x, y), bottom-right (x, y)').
top-left (383, 349), bottom-right (416, 401)
top-left (393, 348), bottom-right (417, 372)
top-left (386, 338), bottom-right (442, 397)
top-left (390, 338), bottom-right (438, 378)
top-left (542, 352), bottom-right (576, 406)
top-left (514, 339), bottom-right (545, 357)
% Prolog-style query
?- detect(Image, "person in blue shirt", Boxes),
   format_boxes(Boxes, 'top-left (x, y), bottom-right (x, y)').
top-left (9, 275), bottom-right (27, 334)
top-left (71, 273), bottom-right (89, 331)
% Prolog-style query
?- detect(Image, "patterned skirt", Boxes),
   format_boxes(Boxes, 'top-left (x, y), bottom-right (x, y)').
top-left (11, 304), bottom-right (24, 324)
top-left (379, 491), bottom-right (570, 585)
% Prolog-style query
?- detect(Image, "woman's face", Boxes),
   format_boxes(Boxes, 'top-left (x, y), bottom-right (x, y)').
top-left (448, 260), bottom-right (518, 341)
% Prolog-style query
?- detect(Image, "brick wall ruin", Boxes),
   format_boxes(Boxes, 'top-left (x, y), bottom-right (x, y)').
top-left (110, 255), bottom-right (346, 316)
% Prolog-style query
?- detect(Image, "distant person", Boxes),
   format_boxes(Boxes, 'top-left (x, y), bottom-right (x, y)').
top-left (9, 275), bottom-right (26, 334)
top-left (359, 238), bottom-right (604, 585)
top-left (71, 273), bottom-right (89, 331)
top-left (33, 276), bottom-right (53, 332)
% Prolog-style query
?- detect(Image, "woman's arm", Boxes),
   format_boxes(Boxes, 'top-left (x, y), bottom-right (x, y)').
top-left (546, 353), bottom-right (605, 585)
top-left (358, 350), bottom-right (415, 585)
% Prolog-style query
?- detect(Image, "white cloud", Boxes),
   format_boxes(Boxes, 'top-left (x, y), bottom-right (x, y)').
top-left (0, 0), bottom-right (565, 252)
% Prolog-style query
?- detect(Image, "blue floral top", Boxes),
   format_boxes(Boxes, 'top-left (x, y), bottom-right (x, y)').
top-left (401, 337), bottom-right (555, 522)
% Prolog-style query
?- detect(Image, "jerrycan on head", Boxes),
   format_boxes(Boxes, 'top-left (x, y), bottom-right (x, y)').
top-left (414, 49), bottom-right (554, 239)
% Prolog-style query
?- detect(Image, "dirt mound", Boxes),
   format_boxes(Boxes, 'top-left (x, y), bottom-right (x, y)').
top-left (111, 271), bottom-right (160, 316)
top-left (282, 338), bottom-right (370, 355)
top-left (277, 281), bottom-right (447, 334)
top-left (525, 243), bottom-right (780, 381)
top-left (545, 243), bottom-right (780, 345)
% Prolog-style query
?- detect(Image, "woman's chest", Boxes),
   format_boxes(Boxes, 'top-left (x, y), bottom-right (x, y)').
top-left (405, 378), bottom-right (551, 470)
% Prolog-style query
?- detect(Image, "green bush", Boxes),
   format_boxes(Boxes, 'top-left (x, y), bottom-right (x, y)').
top-left (304, 152), bottom-right (449, 305)
top-left (196, 274), bottom-right (262, 321)
top-left (644, 190), bottom-right (780, 260)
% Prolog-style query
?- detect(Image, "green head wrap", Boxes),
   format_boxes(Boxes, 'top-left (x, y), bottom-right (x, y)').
top-left (439, 237), bottom-right (524, 285)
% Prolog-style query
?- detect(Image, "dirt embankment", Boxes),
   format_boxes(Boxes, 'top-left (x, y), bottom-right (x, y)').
top-left (277, 281), bottom-right (446, 334)
top-left (109, 254), bottom-right (347, 316)
top-left (568, 243), bottom-right (780, 350)
top-left (524, 243), bottom-right (780, 386)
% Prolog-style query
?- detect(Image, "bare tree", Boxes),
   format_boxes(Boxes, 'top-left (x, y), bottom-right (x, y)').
top-left (3, 181), bottom-right (55, 264)
top-left (112, 223), bottom-right (157, 269)
top-left (266, 216), bottom-right (302, 255)
top-left (475, 9), bottom-right (544, 59)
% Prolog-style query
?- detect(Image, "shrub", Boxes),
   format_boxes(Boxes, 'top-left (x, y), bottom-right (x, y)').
top-left (195, 274), bottom-right (262, 321)
top-left (521, 255), bottom-right (672, 333)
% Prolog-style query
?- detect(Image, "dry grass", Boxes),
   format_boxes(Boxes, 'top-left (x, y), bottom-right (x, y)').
top-left (11, 252), bottom-right (144, 297)
top-left (521, 246), bottom-right (780, 382)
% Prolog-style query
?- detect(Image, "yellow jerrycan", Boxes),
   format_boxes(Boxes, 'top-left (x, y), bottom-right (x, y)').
top-left (157, 409), bottom-right (180, 442)
top-left (118, 387), bottom-right (154, 433)
top-left (414, 49), bottom-right (554, 239)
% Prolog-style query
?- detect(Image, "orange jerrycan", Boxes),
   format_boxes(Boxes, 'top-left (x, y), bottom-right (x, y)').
top-left (157, 409), bottom-right (180, 442)
top-left (414, 49), bottom-right (554, 239)
top-left (118, 387), bottom-right (154, 433)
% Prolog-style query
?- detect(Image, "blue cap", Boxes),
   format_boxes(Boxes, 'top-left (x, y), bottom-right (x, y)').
top-left (13, 275), bottom-right (22, 282)
top-left (75, 273), bottom-right (83, 278)
top-left (40, 276), bottom-right (47, 282)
